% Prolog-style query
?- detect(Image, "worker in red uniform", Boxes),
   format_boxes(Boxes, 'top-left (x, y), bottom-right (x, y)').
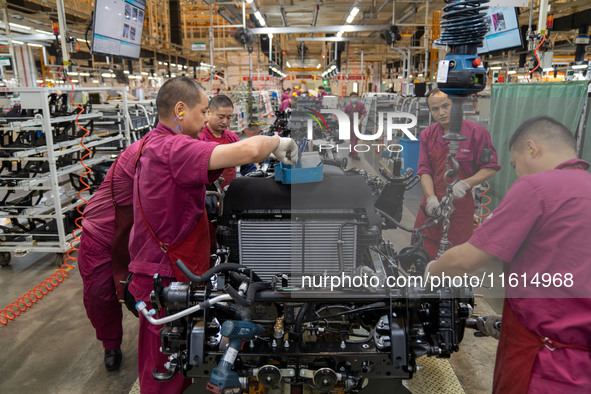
top-left (279, 95), bottom-right (296, 112)
top-left (413, 88), bottom-right (500, 259)
top-left (127, 77), bottom-right (297, 393)
top-left (198, 94), bottom-right (256, 189)
top-left (428, 116), bottom-right (591, 393)
top-left (317, 86), bottom-right (328, 98)
top-left (343, 92), bottom-right (366, 161)
top-left (281, 87), bottom-right (292, 102)
top-left (79, 135), bottom-right (151, 371)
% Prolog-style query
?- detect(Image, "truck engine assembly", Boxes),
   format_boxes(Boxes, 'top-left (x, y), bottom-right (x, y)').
top-left (137, 166), bottom-right (473, 393)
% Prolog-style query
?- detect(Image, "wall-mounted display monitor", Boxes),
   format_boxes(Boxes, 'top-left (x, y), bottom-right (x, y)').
top-left (478, 7), bottom-right (523, 55)
top-left (91, 0), bottom-right (146, 59)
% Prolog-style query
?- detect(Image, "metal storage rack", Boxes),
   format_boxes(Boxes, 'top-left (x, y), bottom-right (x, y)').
top-left (0, 87), bottom-right (132, 266)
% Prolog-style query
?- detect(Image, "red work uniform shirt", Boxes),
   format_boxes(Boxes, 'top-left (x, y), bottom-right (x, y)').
top-left (198, 124), bottom-right (253, 188)
top-left (469, 158), bottom-right (591, 393)
top-left (414, 120), bottom-right (501, 259)
top-left (128, 123), bottom-right (222, 302)
top-left (82, 133), bottom-right (150, 244)
top-left (279, 98), bottom-right (291, 112)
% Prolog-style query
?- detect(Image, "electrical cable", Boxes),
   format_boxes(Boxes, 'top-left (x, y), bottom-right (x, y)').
top-left (473, 183), bottom-right (491, 229)
top-left (84, 12), bottom-right (94, 51)
top-left (526, 34), bottom-right (546, 82)
top-left (0, 66), bottom-right (92, 325)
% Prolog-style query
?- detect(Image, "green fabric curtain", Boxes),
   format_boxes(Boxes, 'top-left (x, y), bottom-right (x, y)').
top-left (488, 81), bottom-right (590, 208)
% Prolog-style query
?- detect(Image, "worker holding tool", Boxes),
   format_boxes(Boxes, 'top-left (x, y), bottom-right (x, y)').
top-left (343, 92), bottom-right (366, 162)
top-left (427, 117), bottom-right (591, 393)
top-left (127, 76), bottom-right (297, 393)
top-left (413, 88), bottom-right (500, 259)
top-left (198, 94), bottom-right (256, 189)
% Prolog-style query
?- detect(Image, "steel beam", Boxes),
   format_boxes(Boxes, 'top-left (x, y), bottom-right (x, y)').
top-left (250, 25), bottom-right (390, 34)
top-left (296, 37), bottom-right (383, 42)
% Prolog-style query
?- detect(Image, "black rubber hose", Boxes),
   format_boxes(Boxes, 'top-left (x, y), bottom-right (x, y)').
top-left (223, 281), bottom-right (272, 307)
top-left (175, 260), bottom-right (261, 283)
top-left (223, 284), bottom-right (251, 307)
top-left (293, 303), bottom-right (311, 339)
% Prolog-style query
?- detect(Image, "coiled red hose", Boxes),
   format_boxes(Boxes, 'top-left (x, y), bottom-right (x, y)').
top-left (0, 65), bottom-right (92, 325)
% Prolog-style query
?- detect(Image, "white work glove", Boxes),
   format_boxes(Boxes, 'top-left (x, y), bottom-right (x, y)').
top-left (425, 196), bottom-right (440, 217)
top-left (476, 315), bottom-right (502, 340)
top-left (272, 137), bottom-right (298, 165)
top-left (423, 260), bottom-right (436, 284)
top-left (451, 180), bottom-right (471, 200)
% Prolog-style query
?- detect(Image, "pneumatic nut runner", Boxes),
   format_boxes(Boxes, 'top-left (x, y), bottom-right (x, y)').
top-left (434, 0), bottom-right (490, 257)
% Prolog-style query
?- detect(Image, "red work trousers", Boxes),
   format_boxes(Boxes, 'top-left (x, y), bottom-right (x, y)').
top-left (78, 230), bottom-right (123, 351)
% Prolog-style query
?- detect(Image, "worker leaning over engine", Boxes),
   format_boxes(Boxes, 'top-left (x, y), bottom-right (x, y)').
top-left (413, 88), bottom-right (501, 259)
top-left (427, 116), bottom-right (591, 393)
top-left (78, 129), bottom-right (154, 372)
top-left (127, 76), bottom-right (297, 393)
top-left (198, 94), bottom-right (256, 189)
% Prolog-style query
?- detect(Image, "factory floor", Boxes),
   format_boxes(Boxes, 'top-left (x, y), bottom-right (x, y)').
top-left (0, 151), bottom-right (504, 394)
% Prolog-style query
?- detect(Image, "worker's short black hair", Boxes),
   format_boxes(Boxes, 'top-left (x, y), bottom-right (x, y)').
top-left (350, 92), bottom-right (359, 97)
top-left (156, 76), bottom-right (205, 119)
top-left (318, 86), bottom-right (325, 90)
top-left (285, 87), bottom-right (292, 91)
top-left (208, 94), bottom-right (234, 112)
top-left (509, 116), bottom-right (576, 152)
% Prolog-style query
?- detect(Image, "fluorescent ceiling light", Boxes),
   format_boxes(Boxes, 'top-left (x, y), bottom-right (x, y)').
top-left (123, 70), bottom-right (130, 74)
top-left (92, 80), bottom-right (100, 83)
top-left (507, 70), bottom-right (516, 74)
top-left (268, 33), bottom-right (273, 39)
top-left (71, 79), bottom-right (79, 83)
top-left (69, 71), bottom-right (79, 75)
top-left (317, 64), bottom-right (321, 69)
top-left (246, 0), bottom-right (253, 3)
top-left (141, 72), bottom-right (149, 75)
top-left (79, 72), bottom-right (90, 76)
top-left (286, 61), bottom-right (291, 68)
top-left (350, 6), bottom-right (360, 17)
top-left (12, 40), bottom-right (24, 45)
top-left (9, 23), bottom-right (31, 30)
top-left (542, 67), bottom-right (554, 72)
top-left (27, 43), bottom-right (44, 48)
top-left (489, 66), bottom-right (502, 70)
top-left (35, 29), bottom-right (52, 35)
top-left (346, 14), bottom-right (354, 23)
top-left (572, 64), bottom-right (587, 69)
top-left (336, 31), bottom-right (343, 38)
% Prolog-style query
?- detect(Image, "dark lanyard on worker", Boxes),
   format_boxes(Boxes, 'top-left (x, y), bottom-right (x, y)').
top-left (134, 133), bottom-right (170, 252)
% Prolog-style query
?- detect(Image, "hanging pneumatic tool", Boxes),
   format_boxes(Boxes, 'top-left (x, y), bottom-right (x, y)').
top-left (433, 0), bottom-right (489, 257)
